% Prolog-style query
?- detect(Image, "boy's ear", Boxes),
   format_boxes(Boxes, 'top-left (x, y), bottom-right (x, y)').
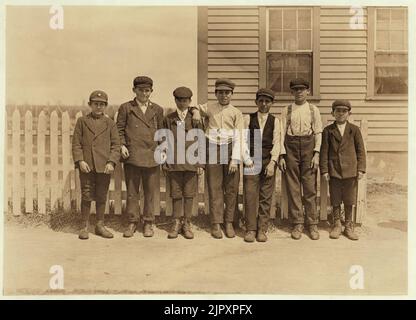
top-left (88, 101), bottom-right (91, 106)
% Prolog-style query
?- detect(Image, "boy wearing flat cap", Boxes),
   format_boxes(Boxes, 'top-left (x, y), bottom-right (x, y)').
top-left (242, 88), bottom-right (280, 242)
top-left (72, 90), bottom-right (121, 240)
top-left (190, 78), bottom-right (250, 239)
top-left (320, 100), bottom-right (366, 240)
top-left (278, 78), bottom-right (323, 240)
top-left (116, 76), bottom-right (164, 238)
top-left (162, 87), bottom-right (204, 239)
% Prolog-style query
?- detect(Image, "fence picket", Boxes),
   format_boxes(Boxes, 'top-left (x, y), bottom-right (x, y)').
top-left (62, 111), bottom-right (71, 211)
top-left (50, 111), bottom-right (59, 211)
top-left (37, 111), bottom-right (47, 214)
top-left (12, 110), bottom-right (21, 216)
top-left (74, 111), bottom-right (83, 212)
top-left (24, 111), bottom-right (33, 213)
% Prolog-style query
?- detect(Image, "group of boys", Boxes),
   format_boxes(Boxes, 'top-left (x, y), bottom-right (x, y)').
top-left (72, 76), bottom-right (366, 242)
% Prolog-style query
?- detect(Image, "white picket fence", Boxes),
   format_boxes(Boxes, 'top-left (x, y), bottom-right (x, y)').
top-left (5, 109), bottom-right (368, 223)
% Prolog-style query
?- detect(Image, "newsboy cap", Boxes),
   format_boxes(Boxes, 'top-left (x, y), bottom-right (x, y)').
top-left (173, 86), bottom-right (193, 99)
top-left (290, 78), bottom-right (310, 89)
top-left (215, 78), bottom-right (235, 91)
top-left (256, 88), bottom-right (275, 100)
top-left (332, 99), bottom-right (352, 111)
top-left (89, 90), bottom-right (108, 103)
top-left (133, 76), bottom-right (153, 88)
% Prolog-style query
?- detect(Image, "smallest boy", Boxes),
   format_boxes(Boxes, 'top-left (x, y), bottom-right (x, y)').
top-left (72, 90), bottom-right (121, 240)
top-left (320, 99), bottom-right (366, 240)
top-left (163, 87), bottom-right (204, 239)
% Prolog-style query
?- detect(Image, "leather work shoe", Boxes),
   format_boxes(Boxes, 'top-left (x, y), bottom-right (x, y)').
top-left (182, 219), bottom-right (194, 239)
top-left (256, 230), bottom-right (268, 242)
top-left (308, 225), bottom-right (320, 240)
top-left (211, 224), bottom-right (223, 239)
top-left (143, 222), bottom-right (154, 237)
top-left (344, 221), bottom-right (359, 240)
top-left (244, 231), bottom-right (256, 243)
top-left (123, 223), bottom-right (137, 238)
top-left (224, 222), bottom-right (236, 238)
top-left (329, 219), bottom-right (342, 239)
top-left (95, 221), bottom-right (114, 239)
top-left (291, 224), bottom-right (304, 240)
top-left (78, 228), bottom-right (89, 240)
top-left (168, 219), bottom-right (182, 239)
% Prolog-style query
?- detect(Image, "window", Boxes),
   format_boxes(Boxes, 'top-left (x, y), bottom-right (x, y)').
top-left (260, 7), bottom-right (319, 98)
top-left (368, 7), bottom-right (408, 98)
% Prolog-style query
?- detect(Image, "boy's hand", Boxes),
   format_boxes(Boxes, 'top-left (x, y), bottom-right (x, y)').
top-left (104, 162), bottom-right (115, 174)
top-left (79, 161), bottom-right (91, 173)
top-left (358, 171), bottom-right (365, 180)
top-left (197, 167), bottom-right (204, 175)
top-left (310, 152), bottom-right (319, 171)
top-left (264, 161), bottom-right (276, 178)
top-left (278, 157), bottom-right (286, 173)
top-left (322, 173), bottom-right (330, 181)
top-left (228, 162), bottom-right (238, 174)
top-left (121, 145), bottom-right (129, 159)
top-left (191, 109), bottom-right (202, 125)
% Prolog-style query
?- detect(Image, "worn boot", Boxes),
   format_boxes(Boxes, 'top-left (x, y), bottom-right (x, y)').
top-left (123, 223), bottom-right (137, 238)
top-left (291, 224), bottom-right (304, 240)
top-left (256, 229), bottom-right (268, 242)
top-left (308, 225), bottom-right (320, 240)
top-left (143, 222), bottom-right (154, 237)
top-left (95, 221), bottom-right (114, 239)
top-left (329, 219), bottom-right (342, 239)
top-left (344, 221), bottom-right (359, 240)
top-left (244, 230), bottom-right (256, 243)
top-left (224, 222), bottom-right (236, 238)
top-left (168, 219), bottom-right (182, 239)
top-left (182, 219), bottom-right (194, 239)
top-left (211, 223), bottom-right (223, 239)
top-left (79, 220), bottom-right (89, 240)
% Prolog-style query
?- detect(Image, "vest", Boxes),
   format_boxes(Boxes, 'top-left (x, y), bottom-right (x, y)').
top-left (248, 112), bottom-right (275, 167)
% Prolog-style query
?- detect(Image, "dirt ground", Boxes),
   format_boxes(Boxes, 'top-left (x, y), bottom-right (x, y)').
top-left (3, 182), bottom-right (407, 296)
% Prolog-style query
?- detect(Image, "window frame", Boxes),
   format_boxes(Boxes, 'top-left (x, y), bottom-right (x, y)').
top-left (366, 6), bottom-right (408, 101)
top-left (259, 6), bottom-right (320, 101)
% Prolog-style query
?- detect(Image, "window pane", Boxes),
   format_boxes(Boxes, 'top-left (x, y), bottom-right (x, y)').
top-left (298, 9), bottom-right (312, 29)
top-left (391, 9), bottom-right (406, 30)
top-left (267, 54), bottom-right (283, 72)
top-left (391, 30), bottom-right (405, 50)
top-left (283, 30), bottom-right (297, 50)
top-left (376, 30), bottom-right (390, 50)
top-left (298, 55), bottom-right (312, 72)
top-left (376, 9), bottom-right (390, 30)
top-left (269, 31), bottom-right (282, 50)
top-left (375, 53), bottom-right (408, 95)
top-left (283, 55), bottom-right (298, 71)
top-left (283, 72), bottom-right (297, 93)
top-left (269, 9), bottom-right (282, 29)
top-left (268, 73), bottom-right (282, 93)
top-left (298, 30), bottom-right (312, 50)
top-left (283, 9), bottom-right (297, 29)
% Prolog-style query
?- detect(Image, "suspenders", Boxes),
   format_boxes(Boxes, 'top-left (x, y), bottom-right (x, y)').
top-left (286, 103), bottom-right (315, 135)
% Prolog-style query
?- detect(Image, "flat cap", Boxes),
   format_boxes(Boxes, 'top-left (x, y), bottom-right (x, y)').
top-left (332, 99), bottom-right (351, 111)
top-left (173, 86), bottom-right (193, 99)
top-left (256, 88), bottom-right (275, 100)
top-left (89, 90), bottom-right (108, 103)
top-left (290, 78), bottom-right (310, 89)
top-left (133, 76), bottom-right (153, 88)
top-left (215, 78), bottom-right (235, 91)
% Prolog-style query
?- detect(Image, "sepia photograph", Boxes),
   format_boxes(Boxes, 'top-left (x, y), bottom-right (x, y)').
top-left (1, 1), bottom-right (412, 298)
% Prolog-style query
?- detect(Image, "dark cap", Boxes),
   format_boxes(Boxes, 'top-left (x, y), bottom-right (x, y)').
top-left (290, 78), bottom-right (310, 89)
top-left (89, 90), bottom-right (108, 103)
top-left (133, 76), bottom-right (153, 88)
top-left (173, 86), bottom-right (193, 99)
top-left (332, 99), bottom-right (352, 111)
top-left (256, 88), bottom-right (275, 100)
top-left (215, 78), bottom-right (235, 91)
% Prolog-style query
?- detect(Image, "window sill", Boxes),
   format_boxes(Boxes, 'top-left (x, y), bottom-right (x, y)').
top-left (366, 95), bottom-right (408, 101)
top-left (274, 96), bottom-right (321, 102)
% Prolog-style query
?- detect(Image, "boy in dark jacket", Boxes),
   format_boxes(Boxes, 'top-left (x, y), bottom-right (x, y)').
top-left (72, 90), bottom-right (121, 240)
top-left (320, 99), bottom-right (366, 240)
top-left (161, 87), bottom-right (204, 239)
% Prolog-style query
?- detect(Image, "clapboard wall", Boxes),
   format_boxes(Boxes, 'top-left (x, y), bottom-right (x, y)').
top-left (199, 6), bottom-right (408, 152)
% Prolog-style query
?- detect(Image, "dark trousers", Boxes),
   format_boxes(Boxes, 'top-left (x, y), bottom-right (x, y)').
top-left (243, 167), bottom-right (275, 231)
top-left (284, 134), bottom-right (318, 225)
top-left (206, 142), bottom-right (240, 224)
top-left (124, 164), bottom-right (160, 223)
top-left (329, 177), bottom-right (357, 206)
